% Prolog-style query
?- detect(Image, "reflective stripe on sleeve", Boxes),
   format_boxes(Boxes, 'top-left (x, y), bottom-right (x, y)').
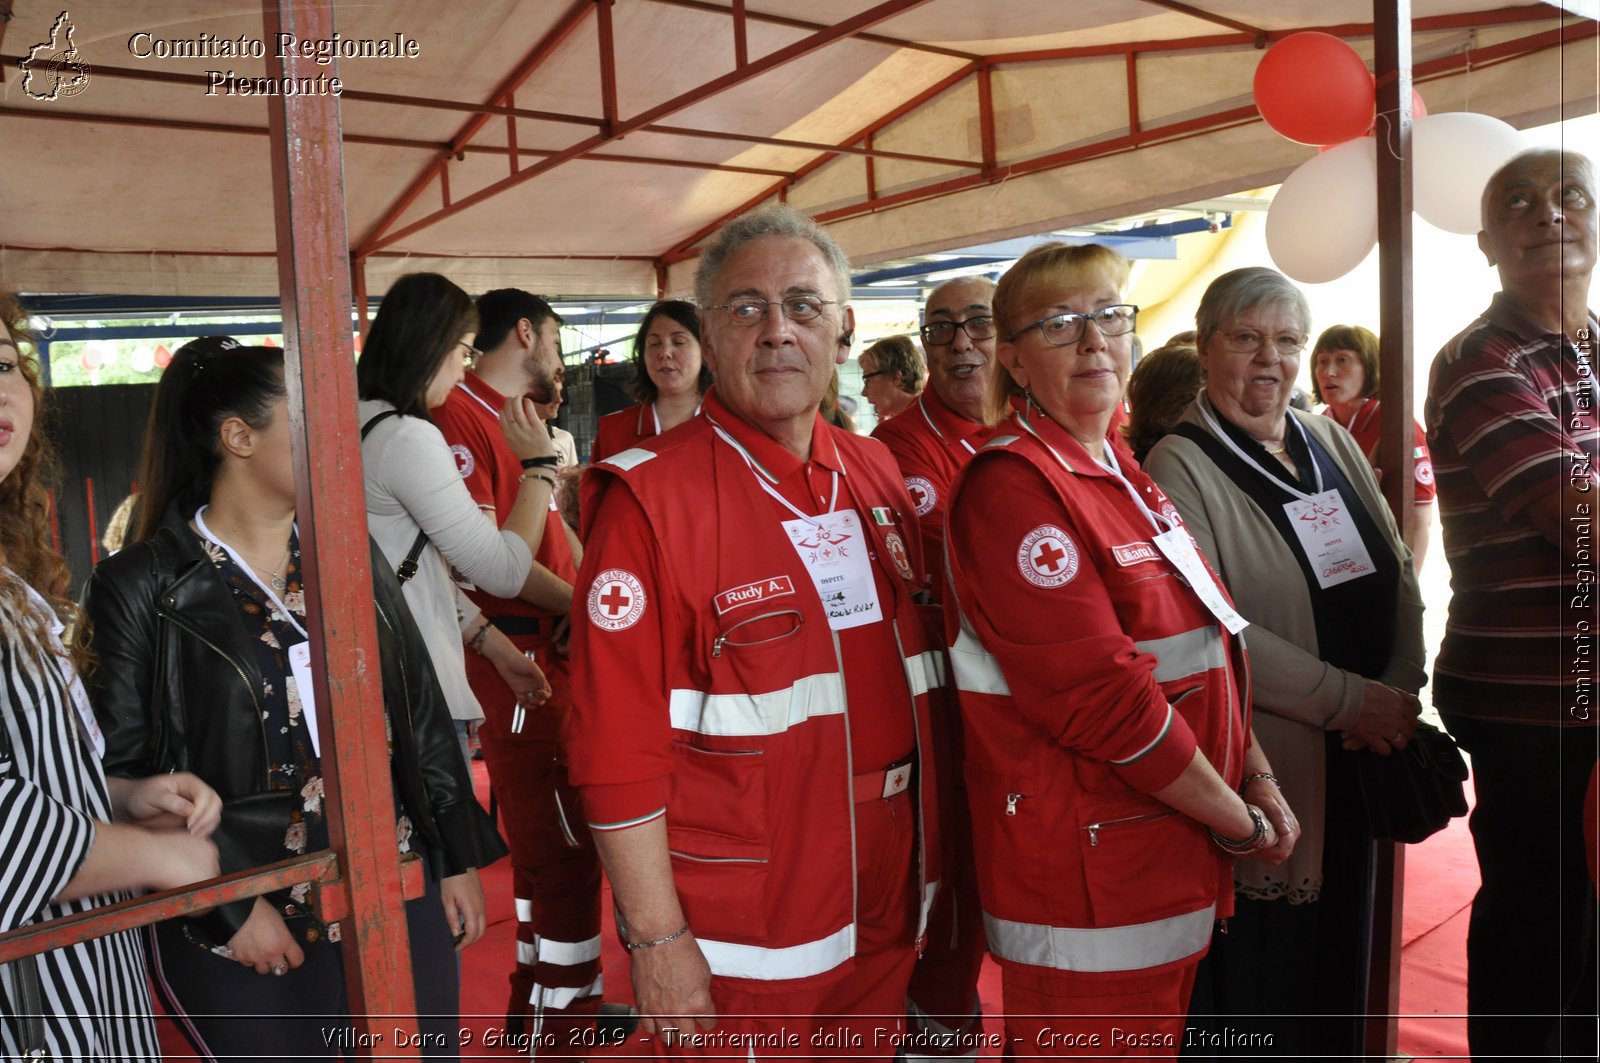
top-left (984, 904), bottom-right (1215, 973)
top-left (601, 448), bottom-right (657, 472)
top-left (1133, 625), bottom-right (1225, 683)
top-left (696, 922), bottom-right (856, 980)
top-left (902, 649), bottom-right (946, 698)
top-left (948, 609), bottom-right (1011, 696)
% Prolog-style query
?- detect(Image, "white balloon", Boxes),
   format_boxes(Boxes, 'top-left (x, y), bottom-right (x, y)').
top-left (1266, 138), bottom-right (1377, 285)
top-left (1412, 112), bottom-right (1526, 235)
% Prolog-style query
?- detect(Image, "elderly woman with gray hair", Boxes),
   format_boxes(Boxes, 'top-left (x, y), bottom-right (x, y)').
top-left (1143, 266), bottom-right (1426, 1056)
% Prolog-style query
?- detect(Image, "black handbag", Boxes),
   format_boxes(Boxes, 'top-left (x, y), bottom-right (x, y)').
top-left (1349, 722), bottom-right (1470, 844)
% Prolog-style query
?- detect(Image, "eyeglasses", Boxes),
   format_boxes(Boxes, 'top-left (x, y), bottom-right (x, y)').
top-left (1215, 328), bottom-right (1307, 358)
top-left (458, 341), bottom-right (482, 365)
top-left (706, 296), bottom-right (837, 326)
top-left (1008, 304), bottom-right (1139, 346)
top-left (920, 316), bottom-right (996, 346)
top-left (860, 370), bottom-right (890, 382)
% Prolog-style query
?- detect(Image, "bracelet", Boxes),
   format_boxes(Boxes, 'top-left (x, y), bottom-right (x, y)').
top-left (623, 923), bottom-right (690, 951)
top-left (466, 622), bottom-right (492, 656)
top-left (1210, 803), bottom-right (1270, 856)
top-left (520, 455), bottom-right (561, 470)
top-left (1238, 772), bottom-right (1280, 794)
top-left (519, 472), bottom-right (556, 489)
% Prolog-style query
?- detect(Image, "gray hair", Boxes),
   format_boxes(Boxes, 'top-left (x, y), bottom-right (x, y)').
top-left (1481, 147), bottom-right (1595, 227)
top-left (1194, 266), bottom-right (1310, 342)
top-left (694, 203), bottom-right (853, 309)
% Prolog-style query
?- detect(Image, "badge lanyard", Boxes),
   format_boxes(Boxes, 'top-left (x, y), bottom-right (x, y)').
top-left (919, 396), bottom-right (977, 456)
top-left (1196, 395), bottom-right (1375, 591)
top-left (18, 577), bottom-right (105, 758)
top-left (1014, 406), bottom-right (1247, 634)
top-left (194, 506), bottom-right (322, 754)
top-left (651, 400), bottom-right (704, 437)
top-left (710, 419), bottom-right (882, 631)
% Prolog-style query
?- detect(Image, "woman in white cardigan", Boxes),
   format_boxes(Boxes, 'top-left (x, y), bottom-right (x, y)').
top-left (356, 273), bottom-right (554, 766)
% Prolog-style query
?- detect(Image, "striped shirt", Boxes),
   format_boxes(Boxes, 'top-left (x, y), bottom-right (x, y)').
top-left (0, 576), bottom-right (159, 1060)
top-left (1424, 293), bottom-right (1600, 724)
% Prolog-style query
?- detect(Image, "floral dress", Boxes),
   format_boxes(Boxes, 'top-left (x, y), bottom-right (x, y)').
top-left (188, 530), bottom-right (411, 954)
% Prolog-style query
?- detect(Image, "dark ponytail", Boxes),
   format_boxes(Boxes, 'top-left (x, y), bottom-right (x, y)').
top-left (130, 338), bottom-right (286, 544)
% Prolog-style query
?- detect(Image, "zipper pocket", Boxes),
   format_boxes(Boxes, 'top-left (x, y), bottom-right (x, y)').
top-left (1005, 792), bottom-right (1025, 816)
top-left (668, 850), bottom-right (769, 864)
top-left (1083, 808), bottom-right (1177, 847)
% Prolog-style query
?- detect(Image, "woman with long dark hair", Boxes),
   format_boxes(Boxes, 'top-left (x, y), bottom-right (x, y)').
top-left (356, 273), bottom-right (554, 766)
top-left (589, 299), bottom-right (709, 462)
top-left (0, 292), bottom-right (219, 1060)
top-left (84, 337), bottom-right (505, 1060)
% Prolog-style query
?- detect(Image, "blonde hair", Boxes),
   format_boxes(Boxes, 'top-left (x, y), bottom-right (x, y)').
top-left (986, 243), bottom-right (1132, 424)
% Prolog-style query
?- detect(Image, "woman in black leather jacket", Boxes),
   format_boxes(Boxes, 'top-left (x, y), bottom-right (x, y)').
top-left (82, 338), bottom-right (506, 1061)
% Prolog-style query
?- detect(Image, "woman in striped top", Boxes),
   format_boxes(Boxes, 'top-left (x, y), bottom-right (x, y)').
top-left (0, 291), bottom-right (221, 1059)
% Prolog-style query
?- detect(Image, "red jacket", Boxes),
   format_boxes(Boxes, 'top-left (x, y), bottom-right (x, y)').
top-left (870, 388), bottom-right (992, 601)
top-left (569, 393), bottom-right (942, 983)
top-left (945, 408), bottom-right (1248, 975)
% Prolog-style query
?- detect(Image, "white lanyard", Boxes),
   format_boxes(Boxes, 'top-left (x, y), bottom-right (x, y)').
top-left (193, 506), bottom-right (308, 640)
top-left (1014, 407), bottom-right (1171, 533)
top-left (1196, 394), bottom-right (1325, 499)
top-left (651, 399), bottom-right (703, 437)
top-left (710, 420), bottom-right (840, 525)
top-left (918, 396), bottom-right (978, 456)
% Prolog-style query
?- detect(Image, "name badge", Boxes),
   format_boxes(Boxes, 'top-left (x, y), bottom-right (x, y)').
top-left (1282, 489), bottom-right (1376, 589)
top-left (1153, 530), bottom-right (1248, 635)
top-left (58, 659), bottom-right (105, 759)
top-left (288, 641), bottom-right (322, 758)
top-left (781, 509), bottom-right (882, 631)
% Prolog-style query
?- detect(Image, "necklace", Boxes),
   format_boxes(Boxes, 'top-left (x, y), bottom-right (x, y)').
top-left (247, 547), bottom-right (292, 593)
top-left (1261, 441), bottom-right (1288, 456)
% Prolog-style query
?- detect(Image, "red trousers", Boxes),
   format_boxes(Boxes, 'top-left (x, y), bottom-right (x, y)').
top-left (469, 636), bottom-right (604, 1059)
top-left (999, 961), bottom-right (1197, 1060)
top-left (651, 787), bottom-right (920, 1060)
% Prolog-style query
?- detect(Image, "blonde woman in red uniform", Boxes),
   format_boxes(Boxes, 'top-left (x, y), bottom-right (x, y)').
top-left (944, 243), bottom-right (1296, 1056)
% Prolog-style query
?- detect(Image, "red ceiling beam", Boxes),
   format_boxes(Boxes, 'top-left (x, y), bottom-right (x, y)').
top-left (353, 0), bottom-right (594, 255)
top-left (644, 0), bottom-right (980, 62)
top-left (644, 122), bottom-right (981, 168)
top-left (362, 0), bottom-right (936, 255)
top-left (658, 59), bottom-right (979, 266)
top-left (597, 0), bottom-right (619, 132)
top-left (732, 0), bottom-right (749, 67)
top-left (1138, 0), bottom-right (1266, 38)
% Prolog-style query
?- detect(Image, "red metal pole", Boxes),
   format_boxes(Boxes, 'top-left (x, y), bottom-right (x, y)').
top-left (732, 0), bottom-right (749, 67)
top-left (1371, 1), bottom-right (1413, 1058)
top-left (597, 0), bottom-right (619, 133)
top-left (84, 475), bottom-right (99, 567)
top-left (262, 0), bottom-right (418, 1048)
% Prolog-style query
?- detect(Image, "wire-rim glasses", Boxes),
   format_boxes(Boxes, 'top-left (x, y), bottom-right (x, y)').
top-left (1008, 304), bottom-right (1140, 346)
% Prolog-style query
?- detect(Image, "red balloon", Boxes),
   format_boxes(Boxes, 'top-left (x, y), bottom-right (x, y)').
top-left (153, 344), bottom-right (172, 368)
top-left (1254, 32), bottom-right (1375, 146)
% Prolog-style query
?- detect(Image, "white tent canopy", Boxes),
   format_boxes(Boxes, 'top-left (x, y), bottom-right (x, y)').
top-left (1, 0), bottom-right (1594, 300)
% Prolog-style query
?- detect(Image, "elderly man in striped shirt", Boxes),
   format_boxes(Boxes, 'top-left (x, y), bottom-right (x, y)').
top-left (1424, 147), bottom-right (1598, 1060)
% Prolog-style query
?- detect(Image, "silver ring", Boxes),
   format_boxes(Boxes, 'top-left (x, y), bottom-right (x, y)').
top-left (1391, 732), bottom-right (1404, 744)
top-left (271, 963), bottom-right (288, 976)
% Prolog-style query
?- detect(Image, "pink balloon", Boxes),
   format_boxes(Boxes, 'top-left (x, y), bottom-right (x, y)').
top-left (1255, 32), bottom-right (1376, 146)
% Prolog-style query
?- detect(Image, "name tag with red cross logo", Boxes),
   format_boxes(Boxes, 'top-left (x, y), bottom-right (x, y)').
top-left (588, 569), bottom-right (647, 631)
top-left (1017, 525), bottom-right (1079, 588)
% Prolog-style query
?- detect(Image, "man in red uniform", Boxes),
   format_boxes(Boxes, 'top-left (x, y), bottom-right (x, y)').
top-left (869, 278), bottom-right (996, 1057)
top-left (568, 204), bottom-right (943, 1057)
top-left (432, 289), bottom-right (603, 1052)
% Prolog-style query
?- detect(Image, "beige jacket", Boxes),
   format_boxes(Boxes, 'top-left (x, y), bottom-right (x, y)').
top-left (1144, 394), bottom-right (1427, 902)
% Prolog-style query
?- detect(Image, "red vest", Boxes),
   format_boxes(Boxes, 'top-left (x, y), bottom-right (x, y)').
top-left (946, 418), bottom-right (1248, 975)
top-left (577, 414), bottom-right (942, 982)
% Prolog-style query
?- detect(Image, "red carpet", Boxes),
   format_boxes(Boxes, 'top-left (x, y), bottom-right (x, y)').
top-left (156, 761), bottom-right (1475, 1059)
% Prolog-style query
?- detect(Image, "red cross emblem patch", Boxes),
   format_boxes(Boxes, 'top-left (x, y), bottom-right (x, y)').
top-left (905, 476), bottom-right (937, 517)
top-left (1017, 524), bottom-right (1079, 589)
top-left (587, 568), bottom-right (647, 632)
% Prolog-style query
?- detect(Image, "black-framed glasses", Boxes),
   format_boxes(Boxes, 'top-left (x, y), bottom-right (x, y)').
top-left (920, 315), bottom-right (996, 346)
top-left (1008, 304), bottom-right (1139, 346)
top-left (1215, 328), bottom-right (1308, 358)
top-left (459, 341), bottom-right (482, 365)
top-left (706, 296), bottom-right (837, 326)
top-left (860, 370), bottom-right (890, 382)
